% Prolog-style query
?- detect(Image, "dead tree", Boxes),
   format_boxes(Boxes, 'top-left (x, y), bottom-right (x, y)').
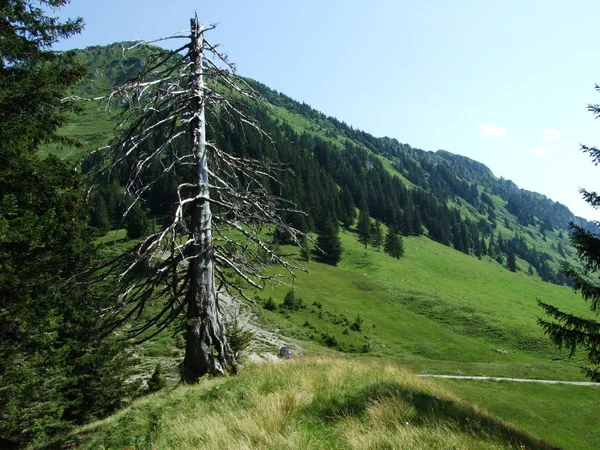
top-left (83, 15), bottom-right (307, 382)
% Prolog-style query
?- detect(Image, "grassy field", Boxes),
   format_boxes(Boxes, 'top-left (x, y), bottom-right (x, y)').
top-left (48, 355), bottom-right (558, 450)
top-left (34, 43), bottom-right (599, 448)
top-left (89, 224), bottom-right (600, 449)
top-left (437, 379), bottom-right (600, 450)
top-left (252, 229), bottom-right (592, 381)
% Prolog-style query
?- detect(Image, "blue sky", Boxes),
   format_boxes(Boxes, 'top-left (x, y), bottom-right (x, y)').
top-left (54, 0), bottom-right (600, 221)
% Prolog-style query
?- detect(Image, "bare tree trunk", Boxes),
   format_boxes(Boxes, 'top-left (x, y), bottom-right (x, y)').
top-left (182, 17), bottom-right (234, 382)
top-left (85, 15), bottom-right (308, 382)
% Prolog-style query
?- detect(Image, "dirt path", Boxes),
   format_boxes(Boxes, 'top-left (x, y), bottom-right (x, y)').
top-left (419, 374), bottom-right (600, 386)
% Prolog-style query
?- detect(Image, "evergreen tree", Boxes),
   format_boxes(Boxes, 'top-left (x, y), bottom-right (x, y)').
top-left (384, 228), bottom-right (405, 259)
top-left (126, 202), bottom-right (151, 239)
top-left (506, 248), bottom-right (517, 272)
top-left (339, 187), bottom-right (356, 228)
top-left (316, 219), bottom-right (342, 265)
top-left (473, 236), bottom-right (482, 258)
top-left (90, 194), bottom-right (111, 234)
top-left (357, 208), bottom-right (371, 248)
top-left (538, 92), bottom-right (600, 381)
top-left (497, 232), bottom-right (506, 253)
top-left (0, 0), bottom-right (85, 151)
top-left (370, 219), bottom-right (384, 251)
top-left (0, 4), bottom-right (136, 446)
top-left (147, 363), bottom-right (167, 393)
top-left (488, 232), bottom-right (496, 258)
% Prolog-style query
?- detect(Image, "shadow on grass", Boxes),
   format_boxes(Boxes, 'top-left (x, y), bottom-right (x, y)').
top-left (303, 381), bottom-right (557, 450)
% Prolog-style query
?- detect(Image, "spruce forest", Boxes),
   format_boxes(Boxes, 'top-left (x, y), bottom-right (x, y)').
top-left (2, 2), bottom-right (600, 449)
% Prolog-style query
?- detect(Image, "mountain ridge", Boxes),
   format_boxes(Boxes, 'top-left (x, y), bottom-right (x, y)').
top-left (49, 42), bottom-right (594, 286)
top-left (247, 76), bottom-right (593, 231)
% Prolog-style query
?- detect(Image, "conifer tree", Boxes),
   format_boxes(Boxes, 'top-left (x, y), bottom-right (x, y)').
top-left (90, 195), bottom-right (111, 234)
top-left (126, 201), bottom-right (150, 239)
top-left (506, 248), bottom-right (517, 272)
top-left (370, 219), bottom-right (384, 251)
top-left (0, 3), bottom-right (136, 445)
top-left (384, 228), bottom-right (405, 259)
top-left (488, 232), bottom-right (496, 258)
top-left (357, 209), bottom-right (371, 248)
top-left (147, 363), bottom-right (167, 393)
top-left (0, 0), bottom-right (85, 150)
top-left (316, 218), bottom-right (342, 265)
top-left (538, 90), bottom-right (600, 381)
top-left (480, 236), bottom-right (487, 257)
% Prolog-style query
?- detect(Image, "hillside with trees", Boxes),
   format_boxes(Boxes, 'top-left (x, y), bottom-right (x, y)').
top-left (55, 43), bottom-right (594, 288)
top-left (4, 5), bottom-right (600, 449)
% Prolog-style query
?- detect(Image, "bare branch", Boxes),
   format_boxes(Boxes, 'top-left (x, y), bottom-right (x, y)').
top-left (82, 17), bottom-right (309, 381)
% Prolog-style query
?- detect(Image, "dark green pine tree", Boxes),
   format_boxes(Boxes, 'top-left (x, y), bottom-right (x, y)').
top-left (339, 187), bottom-right (356, 228)
top-left (370, 219), bottom-right (384, 251)
top-left (384, 228), bottom-right (405, 260)
top-left (506, 248), bottom-right (517, 272)
top-left (488, 232), bottom-right (496, 258)
top-left (473, 235), bottom-right (483, 258)
top-left (0, 3), bottom-right (137, 446)
top-left (90, 194), bottom-right (111, 234)
top-left (357, 208), bottom-right (371, 248)
top-left (0, 1), bottom-right (85, 151)
top-left (147, 363), bottom-right (167, 393)
top-left (316, 218), bottom-right (342, 265)
top-left (538, 95), bottom-right (600, 381)
top-left (126, 201), bottom-right (151, 239)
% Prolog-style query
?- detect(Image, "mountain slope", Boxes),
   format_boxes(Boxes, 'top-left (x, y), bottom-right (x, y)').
top-left (39, 43), bottom-right (600, 449)
top-left (47, 42), bottom-right (593, 288)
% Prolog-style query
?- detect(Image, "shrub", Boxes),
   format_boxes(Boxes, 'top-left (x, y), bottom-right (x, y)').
top-left (281, 290), bottom-right (304, 311)
top-left (147, 363), bottom-right (166, 393)
top-left (349, 314), bottom-right (364, 332)
top-left (263, 297), bottom-right (277, 311)
top-left (224, 311), bottom-right (254, 360)
top-left (321, 333), bottom-right (340, 349)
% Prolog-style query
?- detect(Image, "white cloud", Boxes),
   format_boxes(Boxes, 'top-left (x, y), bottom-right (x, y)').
top-left (477, 124), bottom-right (507, 137)
top-left (541, 128), bottom-right (561, 140)
top-left (532, 146), bottom-right (554, 156)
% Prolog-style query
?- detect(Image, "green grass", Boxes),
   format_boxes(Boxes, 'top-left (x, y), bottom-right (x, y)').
top-left (38, 102), bottom-right (121, 161)
top-left (47, 355), bottom-right (557, 450)
top-left (34, 43), bottom-right (598, 448)
top-left (89, 222), bottom-right (598, 448)
top-left (253, 229), bottom-right (591, 381)
top-left (437, 379), bottom-right (600, 450)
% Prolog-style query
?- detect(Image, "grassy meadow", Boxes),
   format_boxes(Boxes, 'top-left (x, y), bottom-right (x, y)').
top-left (84, 222), bottom-right (600, 449)
top-left (49, 355), bottom-right (559, 450)
top-left (437, 379), bottom-right (600, 450)
top-left (27, 42), bottom-right (599, 450)
top-left (254, 229), bottom-right (593, 381)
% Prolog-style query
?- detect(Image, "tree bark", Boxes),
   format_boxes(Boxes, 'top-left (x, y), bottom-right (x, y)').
top-left (182, 16), bottom-right (234, 382)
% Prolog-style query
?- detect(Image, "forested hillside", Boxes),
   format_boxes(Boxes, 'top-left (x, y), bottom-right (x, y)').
top-left (56, 43), bottom-right (593, 287)
top-left (6, 17), bottom-right (600, 448)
